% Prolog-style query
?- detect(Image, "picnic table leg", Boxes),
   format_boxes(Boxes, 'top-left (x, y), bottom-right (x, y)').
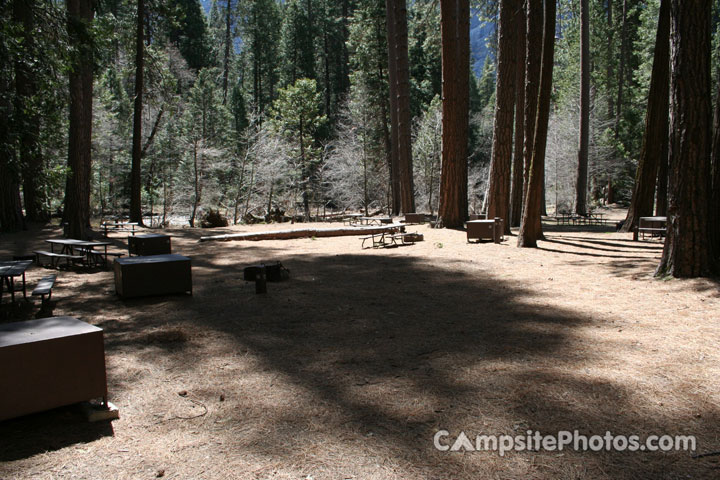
top-left (21, 271), bottom-right (27, 299)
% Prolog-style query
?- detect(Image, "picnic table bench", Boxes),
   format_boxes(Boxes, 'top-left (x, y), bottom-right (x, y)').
top-left (633, 216), bottom-right (667, 241)
top-left (32, 274), bottom-right (57, 305)
top-left (34, 250), bottom-right (85, 268)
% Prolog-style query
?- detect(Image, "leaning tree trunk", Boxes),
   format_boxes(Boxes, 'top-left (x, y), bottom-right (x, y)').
top-left (509, 0), bottom-right (527, 228)
top-left (64, 0), bottom-right (94, 240)
top-left (130, 0), bottom-right (144, 225)
top-left (656, 0), bottom-right (712, 278)
top-left (393, 0), bottom-right (415, 214)
top-left (385, 0), bottom-right (401, 215)
top-left (487, 0), bottom-right (518, 235)
top-left (575, 0), bottom-right (590, 216)
top-left (622, 0), bottom-right (670, 232)
top-left (437, 0), bottom-right (469, 228)
top-left (518, 0), bottom-right (555, 248)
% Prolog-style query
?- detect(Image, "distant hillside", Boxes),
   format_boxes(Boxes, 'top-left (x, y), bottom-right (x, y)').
top-left (199, 1), bottom-right (494, 78)
top-left (470, 13), bottom-right (495, 77)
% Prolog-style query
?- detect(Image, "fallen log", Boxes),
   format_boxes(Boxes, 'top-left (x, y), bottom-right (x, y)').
top-left (199, 224), bottom-right (405, 242)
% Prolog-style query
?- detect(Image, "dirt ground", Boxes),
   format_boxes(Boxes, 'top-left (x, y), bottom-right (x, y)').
top-left (1, 208), bottom-right (719, 480)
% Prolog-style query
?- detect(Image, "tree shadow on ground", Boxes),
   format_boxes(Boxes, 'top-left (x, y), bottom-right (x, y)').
top-left (0, 404), bottom-right (114, 462)
top-left (94, 247), bottom-right (719, 478)
top-left (2, 228), bottom-right (718, 478)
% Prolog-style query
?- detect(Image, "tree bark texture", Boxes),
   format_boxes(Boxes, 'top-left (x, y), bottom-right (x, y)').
top-left (222, 0), bottom-right (232, 105)
top-left (487, 0), bottom-right (518, 234)
top-left (518, 0), bottom-right (555, 248)
top-left (657, 0), bottom-right (712, 277)
top-left (438, 0), bottom-right (469, 228)
top-left (0, 157), bottom-right (24, 232)
top-left (14, 0), bottom-right (46, 221)
top-left (522, 0), bottom-right (543, 202)
top-left (385, 0), bottom-right (401, 214)
top-left (393, 0), bottom-right (415, 214)
top-left (64, 0), bottom-right (94, 240)
top-left (711, 67), bottom-right (720, 270)
top-left (575, 0), bottom-right (590, 215)
top-left (509, 0), bottom-right (526, 228)
top-left (130, 0), bottom-right (144, 224)
top-left (615, 0), bottom-right (628, 136)
top-left (606, 0), bottom-right (614, 120)
top-left (655, 135), bottom-right (669, 215)
top-left (622, 0), bottom-right (670, 232)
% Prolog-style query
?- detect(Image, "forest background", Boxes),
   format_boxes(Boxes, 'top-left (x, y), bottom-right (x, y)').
top-left (1, 0), bottom-right (718, 229)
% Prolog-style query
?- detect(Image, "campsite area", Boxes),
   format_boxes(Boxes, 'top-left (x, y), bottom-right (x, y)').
top-left (1, 210), bottom-right (718, 480)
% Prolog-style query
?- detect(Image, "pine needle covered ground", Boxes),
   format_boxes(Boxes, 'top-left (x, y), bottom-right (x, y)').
top-left (1, 209), bottom-right (718, 479)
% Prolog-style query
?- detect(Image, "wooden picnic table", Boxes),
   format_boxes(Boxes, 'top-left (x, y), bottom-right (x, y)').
top-left (0, 260), bottom-right (33, 305)
top-left (101, 221), bottom-right (139, 237)
top-left (358, 216), bottom-right (393, 226)
top-left (360, 225), bottom-right (415, 249)
top-left (43, 239), bottom-right (114, 267)
top-left (343, 213), bottom-right (364, 226)
top-left (555, 211), bottom-right (606, 226)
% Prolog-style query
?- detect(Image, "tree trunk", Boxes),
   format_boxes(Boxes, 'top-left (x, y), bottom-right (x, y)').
top-left (656, 0), bottom-right (712, 277)
top-left (130, 0), bottom-right (144, 225)
top-left (190, 141), bottom-right (200, 228)
top-left (487, 0), bottom-right (518, 234)
top-left (509, 0), bottom-right (526, 228)
top-left (615, 0), bottom-right (628, 137)
top-left (622, 0), bottom-right (670, 232)
top-left (655, 135), bottom-right (669, 215)
top-left (575, 0), bottom-right (590, 216)
top-left (299, 116), bottom-right (311, 221)
top-left (522, 0), bottom-right (543, 202)
top-left (385, 0), bottom-right (401, 214)
top-left (606, 0), bottom-right (614, 120)
top-left (0, 157), bottom-right (24, 232)
top-left (64, 0), bottom-right (94, 240)
top-left (377, 58), bottom-right (395, 214)
top-left (200, 224), bottom-right (404, 242)
top-left (14, 0), bottom-right (46, 221)
top-left (394, 0), bottom-right (415, 214)
top-left (518, 0), bottom-right (555, 248)
top-left (222, 0), bottom-right (232, 105)
top-left (438, 0), bottom-right (469, 228)
top-left (710, 67), bottom-right (720, 270)
top-left (323, 23), bottom-right (331, 115)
